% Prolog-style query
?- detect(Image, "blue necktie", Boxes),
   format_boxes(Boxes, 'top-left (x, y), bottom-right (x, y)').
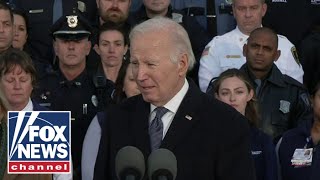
top-left (53, 0), bottom-right (63, 24)
top-left (149, 107), bottom-right (168, 151)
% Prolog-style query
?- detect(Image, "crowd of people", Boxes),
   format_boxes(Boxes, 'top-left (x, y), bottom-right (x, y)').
top-left (0, 0), bottom-right (319, 180)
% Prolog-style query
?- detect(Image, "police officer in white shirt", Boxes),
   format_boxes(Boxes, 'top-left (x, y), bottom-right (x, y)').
top-left (198, 0), bottom-right (303, 92)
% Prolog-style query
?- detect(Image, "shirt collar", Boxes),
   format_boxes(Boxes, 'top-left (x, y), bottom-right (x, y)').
top-left (150, 78), bottom-right (189, 114)
top-left (21, 98), bottom-right (33, 111)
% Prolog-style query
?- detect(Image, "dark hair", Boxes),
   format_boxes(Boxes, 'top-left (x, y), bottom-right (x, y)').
top-left (12, 8), bottom-right (29, 34)
top-left (0, 1), bottom-right (13, 22)
top-left (0, 48), bottom-right (37, 87)
top-left (98, 22), bottom-right (129, 46)
top-left (214, 68), bottom-right (260, 127)
top-left (112, 59), bottom-right (131, 104)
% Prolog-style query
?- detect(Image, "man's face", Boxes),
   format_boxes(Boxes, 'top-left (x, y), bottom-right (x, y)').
top-left (97, 0), bottom-right (131, 24)
top-left (54, 38), bottom-right (91, 69)
top-left (130, 31), bottom-right (188, 106)
top-left (0, 9), bottom-right (13, 52)
top-left (243, 31), bottom-right (280, 74)
top-left (232, 0), bottom-right (267, 35)
top-left (143, 0), bottom-right (170, 15)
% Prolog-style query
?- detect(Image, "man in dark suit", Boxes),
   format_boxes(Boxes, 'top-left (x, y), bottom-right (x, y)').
top-left (95, 17), bottom-right (255, 180)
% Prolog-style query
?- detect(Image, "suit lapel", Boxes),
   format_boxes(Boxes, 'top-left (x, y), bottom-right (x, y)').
top-left (160, 81), bottom-right (202, 151)
top-left (130, 96), bottom-right (152, 155)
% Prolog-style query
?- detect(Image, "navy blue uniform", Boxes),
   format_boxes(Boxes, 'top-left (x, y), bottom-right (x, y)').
top-left (278, 119), bottom-right (320, 180)
top-left (241, 64), bottom-right (312, 140)
top-left (128, 5), bottom-right (211, 86)
top-left (32, 70), bottom-right (98, 177)
top-left (250, 127), bottom-right (278, 180)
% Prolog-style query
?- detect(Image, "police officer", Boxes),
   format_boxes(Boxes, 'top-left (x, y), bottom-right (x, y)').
top-left (198, 0), bottom-right (303, 92)
top-left (240, 27), bottom-right (312, 141)
top-left (32, 13), bottom-right (110, 179)
top-left (128, 0), bottom-right (211, 86)
top-left (12, 0), bottom-right (97, 75)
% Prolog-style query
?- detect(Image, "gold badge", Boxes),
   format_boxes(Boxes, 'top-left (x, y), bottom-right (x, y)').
top-left (66, 15), bottom-right (78, 28)
top-left (291, 46), bottom-right (300, 66)
top-left (77, 1), bottom-right (86, 13)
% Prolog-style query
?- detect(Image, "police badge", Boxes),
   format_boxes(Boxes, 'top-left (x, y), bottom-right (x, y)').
top-left (66, 15), bottom-right (78, 28)
top-left (279, 100), bottom-right (290, 114)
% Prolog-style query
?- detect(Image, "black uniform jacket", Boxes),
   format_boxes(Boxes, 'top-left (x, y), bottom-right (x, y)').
top-left (241, 64), bottom-right (313, 141)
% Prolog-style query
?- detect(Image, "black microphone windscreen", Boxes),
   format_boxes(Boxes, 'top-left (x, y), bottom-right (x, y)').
top-left (148, 148), bottom-right (177, 180)
top-left (115, 146), bottom-right (145, 180)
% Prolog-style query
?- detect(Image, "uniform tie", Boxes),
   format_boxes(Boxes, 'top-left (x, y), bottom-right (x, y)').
top-left (53, 0), bottom-right (63, 24)
top-left (255, 79), bottom-right (262, 96)
top-left (149, 107), bottom-right (168, 151)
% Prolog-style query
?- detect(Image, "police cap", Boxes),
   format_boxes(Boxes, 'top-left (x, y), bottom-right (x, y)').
top-left (51, 14), bottom-right (92, 41)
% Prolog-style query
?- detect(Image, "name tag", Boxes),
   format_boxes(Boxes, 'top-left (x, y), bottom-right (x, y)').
top-left (225, 55), bottom-right (241, 59)
top-left (291, 148), bottom-right (313, 167)
top-left (29, 9), bottom-right (44, 14)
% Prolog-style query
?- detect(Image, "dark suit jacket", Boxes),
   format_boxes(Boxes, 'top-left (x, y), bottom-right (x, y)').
top-left (94, 81), bottom-right (255, 180)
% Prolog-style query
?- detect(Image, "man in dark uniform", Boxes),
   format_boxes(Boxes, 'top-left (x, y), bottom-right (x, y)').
top-left (128, 0), bottom-right (211, 86)
top-left (12, 0), bottom-right (97, 76)
top-left (240, 27), bottom-right (313, 142)
top-left (32, 13), bottom-right (108, 179)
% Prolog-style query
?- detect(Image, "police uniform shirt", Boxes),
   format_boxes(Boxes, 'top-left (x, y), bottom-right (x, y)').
top-left (198, 26), bottom-right (304, 92)
top-left (32, 69), bottom-right (98, 171)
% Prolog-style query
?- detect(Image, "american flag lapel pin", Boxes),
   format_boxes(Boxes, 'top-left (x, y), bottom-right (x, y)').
top-left (185, 115), bottom-right (192, 121)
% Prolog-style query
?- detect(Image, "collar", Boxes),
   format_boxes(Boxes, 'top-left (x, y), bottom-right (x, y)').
top-left (242, 64), bottom-right (286, 88)
top-left (21, 98), bottom-right (33, 111)
top-left (150, 78), bottom-right (189, 114)
top-left (235, 26), bottom-right (249, 39)
top-left (58, 69), bottom-right (88, 87)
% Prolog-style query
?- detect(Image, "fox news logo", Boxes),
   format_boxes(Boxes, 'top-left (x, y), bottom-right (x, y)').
top-left (8, 111), bottom-right (71, 174)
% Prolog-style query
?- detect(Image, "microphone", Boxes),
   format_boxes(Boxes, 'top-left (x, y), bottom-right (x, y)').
top-left (115, 146), bottom-right (145, 180)
top-left (148, 148), bottom-right (177, 180)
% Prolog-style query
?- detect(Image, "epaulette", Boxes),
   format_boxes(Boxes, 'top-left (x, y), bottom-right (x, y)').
top-left (283, 75), bottom-right (306, 89)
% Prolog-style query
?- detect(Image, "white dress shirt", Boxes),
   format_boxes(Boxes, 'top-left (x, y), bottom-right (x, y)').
top-left (198, 26), bottom-right (304, 92)
top-left (149, 79), bottom-right (189, 138)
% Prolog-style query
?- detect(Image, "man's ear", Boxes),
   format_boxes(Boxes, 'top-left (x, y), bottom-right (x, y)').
top-left (274, 50), bottom-right (281, 62)
top-left (178, 53), bottom-right (189, 76)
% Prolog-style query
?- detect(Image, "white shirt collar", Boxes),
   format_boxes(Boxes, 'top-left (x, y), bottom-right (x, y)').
top-left (150, 78), bottom-right (189, 114)
top-left (21, 98), bottom-right (33, 111)
top-left (235, 26), bottom-right (249, 39)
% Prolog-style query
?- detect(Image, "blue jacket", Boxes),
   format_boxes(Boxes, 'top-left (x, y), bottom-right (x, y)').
top-left (250, 127), bottom-right (278, 180)
top-left (278, 119), bottom-right (320, 180)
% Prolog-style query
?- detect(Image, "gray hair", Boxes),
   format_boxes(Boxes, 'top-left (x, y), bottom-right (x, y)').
top-left (129, 16), bottom-right (195, 71)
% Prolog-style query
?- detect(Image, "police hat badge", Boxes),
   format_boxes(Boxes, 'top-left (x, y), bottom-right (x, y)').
top-left (66, 15), bottom-right (78, 28)
top-left (279, 100), bottom-right (290, 114)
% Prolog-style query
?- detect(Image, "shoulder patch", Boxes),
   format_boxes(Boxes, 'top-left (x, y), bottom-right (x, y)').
top-left (201, 47), bottom-right (210, 57)
top-left (291, 46), bottom-right (300, 66)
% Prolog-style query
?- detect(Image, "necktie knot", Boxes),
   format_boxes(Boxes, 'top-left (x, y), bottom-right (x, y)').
top-left (154, 107), bottom-right (169, 119)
